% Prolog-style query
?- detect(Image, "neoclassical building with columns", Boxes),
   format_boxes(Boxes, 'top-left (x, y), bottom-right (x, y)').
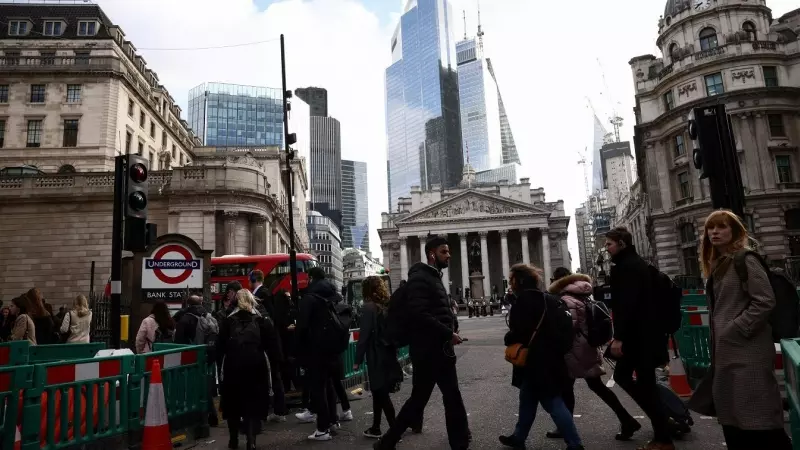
top-left (379, 176), bottom-right (571, 297)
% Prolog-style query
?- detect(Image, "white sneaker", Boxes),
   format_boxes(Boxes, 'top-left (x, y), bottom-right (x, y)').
top-left (339, 409), bottom-right (353, 422)
top-left (295, 410), bottom-right (316, 423)
top-left (308, 430), bottom-right (332, 441)
top-left (268, 413), bottom-right (287, 423)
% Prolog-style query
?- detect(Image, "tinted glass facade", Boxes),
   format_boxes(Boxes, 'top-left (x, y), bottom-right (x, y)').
top-left (188, 82), bottom-right (284, 147)
top-left (386, 0), bottom-right (463, 212)
top-left (342, 160), bottom-right (370, 251)
top-left (307, 211), bottom-right (343, 289)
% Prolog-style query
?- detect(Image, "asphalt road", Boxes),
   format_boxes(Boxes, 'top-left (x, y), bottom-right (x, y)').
top-left (196, 315), bottom-right (730, 449)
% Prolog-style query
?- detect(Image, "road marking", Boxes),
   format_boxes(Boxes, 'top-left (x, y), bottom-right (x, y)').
top-left (606, 379), bottom-right (616, 388)
top-left (365, 412), bottom-right (374, 415)
top-left (573, 415), bottom-right (582, 418)
top-left (633, 416), bottom-right (645, 419)
top-left (700, 416), bottom-right (714, 420)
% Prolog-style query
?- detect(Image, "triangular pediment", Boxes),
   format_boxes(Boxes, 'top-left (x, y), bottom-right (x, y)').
top-left (398, 190), bottom-right (551, 224)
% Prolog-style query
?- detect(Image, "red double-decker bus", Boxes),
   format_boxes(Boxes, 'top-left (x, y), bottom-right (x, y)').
top-left (210, 253), bottom-right (319, 302)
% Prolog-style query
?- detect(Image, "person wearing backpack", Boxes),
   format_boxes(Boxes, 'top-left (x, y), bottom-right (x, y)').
top-left (217, 288), bottom-right (276, 450)
top-left (296, 267), bottom-right (352, 441)
top-left (690, 210), bottom-right (791, 449)
top-left (605, 226), bottom-right (673, 450)
top-left (354, 276), bottom-right (403, 439)
top-left (498, 263), bottom-right (584, 450)
top-left (545, 267), bottom-right (639, 442)
top-left (135, 301), bottom-right (175, 354)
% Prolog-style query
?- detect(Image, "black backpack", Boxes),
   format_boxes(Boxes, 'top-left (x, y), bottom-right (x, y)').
top-left (384, 283), bottom-right (411, 347)
top-left (228, 315), bottom-right (263, 356)
top-left (154, 326), bottom-right (174, 344)
top-left (314, 295), bottom-right (352, 355)
top-left (732, 250), bottom-right (800, 342)
top-left (582, 295), bottom-right (614, 348)
top-left (648, 265), bottom-right (683, 334)
top-left (545, 293), bottom-right (575, 356)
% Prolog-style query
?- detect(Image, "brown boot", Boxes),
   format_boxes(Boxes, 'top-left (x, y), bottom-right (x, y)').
top-left (636, 442), bottom-right (676, 450)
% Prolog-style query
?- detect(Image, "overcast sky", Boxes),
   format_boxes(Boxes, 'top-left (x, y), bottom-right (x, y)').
top-left (95, 0), bottom-right (798, 268)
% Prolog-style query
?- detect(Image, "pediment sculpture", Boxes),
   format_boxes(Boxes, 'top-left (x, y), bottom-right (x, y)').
top-left (415, 197), bottom-right (528, 220)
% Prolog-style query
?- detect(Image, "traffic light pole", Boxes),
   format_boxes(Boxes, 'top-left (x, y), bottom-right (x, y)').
top-left (281, 34), bottom-right (300, 301)
top-left (110, 155), bottom-right (124, 349)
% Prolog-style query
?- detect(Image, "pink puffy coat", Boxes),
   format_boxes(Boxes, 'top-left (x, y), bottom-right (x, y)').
top-left (548, 274), bottom-right (605, 379)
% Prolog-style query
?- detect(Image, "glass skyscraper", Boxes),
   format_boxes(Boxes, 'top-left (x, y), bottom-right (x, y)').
top-left (341, 160), bottom-right (369, 251)
top-left (386, 0), bottom-right (463, 212)
top-left (188, 82), bottom-right (284, 147)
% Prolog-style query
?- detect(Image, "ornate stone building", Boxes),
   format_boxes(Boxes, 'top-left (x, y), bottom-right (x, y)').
top-left (0, 148), bottom-right (309, 305)
top-left (629, 0), bottom-right (800, 279)
top-left (379, 176), bottom-right (570, 297)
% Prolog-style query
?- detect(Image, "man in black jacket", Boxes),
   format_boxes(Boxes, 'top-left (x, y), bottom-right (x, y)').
top-left (606, 227), bottom-right (673, 450)
top-left (375, 236), bottom-right (470, 450)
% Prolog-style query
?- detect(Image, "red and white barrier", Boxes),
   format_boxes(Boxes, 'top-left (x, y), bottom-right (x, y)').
top-left (349, 330), bottom-right (360, 343)
top-left (145, 350), bottom-right (198, 372)
top-left (683, 306), bottom-right (709, 326)
top-left (45, 359), bottom-right (122, 385)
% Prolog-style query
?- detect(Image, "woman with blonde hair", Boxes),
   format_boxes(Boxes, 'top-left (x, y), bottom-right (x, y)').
top-left (60, 295), bottom-right (93, 343)
top-left (216, 288), bottom-right (280, 450)
top-left (354, 276), bottom-right (403, 439)
top-left (691, 209), bottom-right (790, 449)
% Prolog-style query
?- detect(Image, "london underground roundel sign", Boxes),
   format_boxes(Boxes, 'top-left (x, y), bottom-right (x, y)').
top-left (142, 243), bottom-right (203, 297)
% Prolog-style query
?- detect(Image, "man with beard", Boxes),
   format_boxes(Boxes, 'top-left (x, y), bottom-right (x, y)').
top-left (375, 236), bottom-right (470, 450)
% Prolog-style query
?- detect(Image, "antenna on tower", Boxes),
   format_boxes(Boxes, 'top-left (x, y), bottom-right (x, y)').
top-left (463, 10), bottom-right (467, 40)
top-left (476, 0), bottom-right (485, 54)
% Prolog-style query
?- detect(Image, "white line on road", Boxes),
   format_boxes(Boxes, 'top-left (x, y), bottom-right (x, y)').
top-left (633, 416), bottom-right (645, 419)
top-left (573, 415), bottom-right (582, 418)
top-left (700, 416), bottom-right (714, 419)
top-left (606, 379), bottom-right (616, 388)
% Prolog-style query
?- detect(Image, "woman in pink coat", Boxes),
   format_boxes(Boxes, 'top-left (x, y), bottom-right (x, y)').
top-left (545, 267), bottom-right (640, 442)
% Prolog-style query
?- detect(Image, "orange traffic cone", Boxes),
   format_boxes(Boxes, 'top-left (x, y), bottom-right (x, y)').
top-left (668, 340), bottom-right (692, 397)
top-left (142, 360), bottom-right (171, 449)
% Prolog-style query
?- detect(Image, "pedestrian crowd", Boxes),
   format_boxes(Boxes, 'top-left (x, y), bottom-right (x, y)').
top-left (0, 288), bottom-right (92, 345)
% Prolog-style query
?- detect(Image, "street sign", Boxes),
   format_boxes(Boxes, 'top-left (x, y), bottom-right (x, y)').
top-left (142, 243), bottom-right (203, 302)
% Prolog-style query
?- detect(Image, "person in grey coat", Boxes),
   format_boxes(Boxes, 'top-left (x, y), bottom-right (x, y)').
top-left (354, 276), bottom-right (403, 439)
top-left (696, 210), bottom-right (791, 450)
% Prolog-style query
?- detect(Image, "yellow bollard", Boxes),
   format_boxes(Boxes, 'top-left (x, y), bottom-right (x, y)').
top-left (120, 315), bottom-right (129, 342)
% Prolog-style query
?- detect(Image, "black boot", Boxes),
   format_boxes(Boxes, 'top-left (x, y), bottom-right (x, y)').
top-left (245, 418), bottom-right (258, 450)
top-left (498, 435), bottom-right (526, 449)
top-left (615, 419), bottom-right (642, 441)
top-left (227, 421), bottom-right (240, 449)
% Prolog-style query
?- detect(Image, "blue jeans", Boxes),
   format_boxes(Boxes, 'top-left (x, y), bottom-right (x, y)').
top-left (513, 380), bottom-right (582, 448)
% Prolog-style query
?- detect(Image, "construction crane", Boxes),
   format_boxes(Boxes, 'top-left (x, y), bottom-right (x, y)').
top-left (596, 58), bottom-right (624, 143)
top-left (577, 148), bottom-right (590, 201)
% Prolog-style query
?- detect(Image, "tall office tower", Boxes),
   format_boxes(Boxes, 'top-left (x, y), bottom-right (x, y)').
top-left (385, 0), bottom-right (463, 212)
top-left (295, 87), bottom-right (328, 117)
top-left (485, 59), bottom-right (520, 165)
top-left (309, 116), bottom-right (343, 229)
top-left (341, 160), bottom-right (370, 251)
top-left (188, 82), bottom-right (284, 147)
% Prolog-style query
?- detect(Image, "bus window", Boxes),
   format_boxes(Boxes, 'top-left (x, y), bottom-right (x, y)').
top-left (304, 259), bottom-right (319, 271)
top-left (296, 260), bottom-right (306, 273)
top-left (265, 261), bottom-right (290, 291)
top-left (211, 262), bottom-right (258, 278)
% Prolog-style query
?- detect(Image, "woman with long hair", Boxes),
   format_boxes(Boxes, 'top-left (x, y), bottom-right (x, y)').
top-left (499, 264), bottom-right (584, 450)
top-left (354, 276), bottom-right (403, 439)
top-left (135, 301), bottom-right (175, 353)
top-left (25, 288), bottom-right (58, 345)
top-left (9, 296), bottom-right (36, 344)
top-left (217, 288), bottom-right (276, 450)
top-left (0, 307), bottom-right (15, 341)
top-left (693, 210), bottom-right (791, 449)
top-left (60, 295), bottom-right (93, 343)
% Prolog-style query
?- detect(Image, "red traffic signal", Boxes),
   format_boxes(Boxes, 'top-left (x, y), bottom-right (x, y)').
top-left (130, 163), bottom-right (148, 183)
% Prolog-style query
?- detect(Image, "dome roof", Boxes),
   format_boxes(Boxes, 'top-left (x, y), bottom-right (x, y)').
top-left (664, 0), bottom-right (689, 18)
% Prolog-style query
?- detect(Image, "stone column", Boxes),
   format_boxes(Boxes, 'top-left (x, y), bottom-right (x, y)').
top-left (168, 211), bottom-right (180, 234)
top-left (224, 211), bottom-right (238, 256)
top-left (520, 229), bottom-right (530, 265)
top-left (479, 231), bottom-right (490, 299)
top-left (541, 228), bottom-right (552, 283)
top-left (250, 215), bottom-right (267, 255)
top-left (562, 233), bottom-right (570, 268)
top-left (418, 235), bottom-right (427, 262)
top-left (459, 232), bottom-right (469, 296)
top-left (400, 237), bottom-right (409, 280)
top-left (264, 219), bottom-right (272, 255)
top-left (202, 210), bottom-right (216, 253)
top-left (500, 230), bottom-right (510, 281)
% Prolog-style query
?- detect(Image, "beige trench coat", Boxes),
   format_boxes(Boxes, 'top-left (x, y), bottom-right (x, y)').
top-left (709, 254), bottom-right (783, 430)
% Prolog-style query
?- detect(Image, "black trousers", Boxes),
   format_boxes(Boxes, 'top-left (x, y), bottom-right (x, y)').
top-left (382, 347), bottom-right (469, 449)
top-left (331, 358), bottom-right (351, 411)
top-left (270, 368), bottom-right (287, 415)
top-left (308, 358), bottom-right (339, 432)
top-left (371, 388), bottom-right (396, 430)
top-left (722, 425), bottom-right (792, 450)
top-left (562, 377), bottom-right (635, 424)
top-left (614, 355), bottom-right (672, 443)
top-left (228, 417), bottom-right (258, 445)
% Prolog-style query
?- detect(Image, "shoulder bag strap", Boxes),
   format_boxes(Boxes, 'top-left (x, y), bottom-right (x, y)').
top-left (526, 299), bottom-right (548, 347)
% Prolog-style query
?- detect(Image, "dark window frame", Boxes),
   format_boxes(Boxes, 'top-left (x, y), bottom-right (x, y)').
top-left (664, 90), bottom-right (675, 111)
top-left (0, 85), bottom-right (8, 103)
top-left (776, 155), bottom-right (793, 183)
top-left (704, 73), bottom-right (724, 96)
top-left (0, 119), bottom-right (5, 148)
top-left (768, 114), bottom-right (786, 137)
top-left (763, 66), bottom-right (779, 87)
top-left (678, 171), bottom-right (691, 199)
top-left (63, 119), bottom-right (79, 147)
top-left (675, 134), bottom-right (685, 157)
top-left (66, 84), bottom-right (81, 103)
top-left (30, 84), bottom-right (46, 103)
top-left (26, 120), bottom-right (43, 147)
top-left (699, 27), bottom-right (718, 51)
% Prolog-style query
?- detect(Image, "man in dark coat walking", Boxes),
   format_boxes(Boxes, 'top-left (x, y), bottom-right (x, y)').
top-left (375, 236), bottom-right (470, 450)
top-left (606, 226), bottom-right (673, 450)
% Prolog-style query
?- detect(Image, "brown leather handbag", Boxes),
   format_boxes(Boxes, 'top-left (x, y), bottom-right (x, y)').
top-left (504, 307), bottom-right (546, 367)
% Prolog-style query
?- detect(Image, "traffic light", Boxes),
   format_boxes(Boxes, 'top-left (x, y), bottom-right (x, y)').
top-left (123, 154), bottom-right (148, 251)
top-left (283, 90), bottom-right (297, 147)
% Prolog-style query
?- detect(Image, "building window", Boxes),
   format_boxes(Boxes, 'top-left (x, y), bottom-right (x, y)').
top-left (26, 120), bottom-right (43, 147)
top-left (668, 43), bottom-right (678, 60)
top-left (8, 20), bottom-right (29, 36)
top-left (30, 84), bottom-right (46, 103)
top-left (137, 141), bottom-right (144, 156)
top-left (125, 131), bottom-right (133, 154)
top-left (149, 149), bottom-right (156, 170)
top-left (40, 51), bottom-right (55, 66)
top-left (128, 99), bottom-right (134, 117)
top-left (77, 21), bottom-right (98, 36)
top-left (66, 84), bottom-right (81, 103)
top-left (150, 122), bottom-right (156, 139)
top-left (180, 153), bottom-right (184, 166)
top-left (776, 155), bottom-right (793, 183)
top-left (161, 131), bottom-right (167, 149)
top-left (704, 73), bottom-right (724, 96)
top-left (0, 85), bottom-right (8, 103)
top-left (742, 21), bottom-right (756, 41)
top-left (679, 223), bottom-right (696, 244)
top-left (63, 119), bottom-right (79, 147)
top-left (0, 120), bottom-right (5, 148)
top-left (744, 214), bottom-right (755, 232)
top-left (763, 66), bottom-right (778, 87)
top-left (43, 21), bottom-right (63, 36)
top-left (768, 114), bottom-right (786, 137)
top-left (682, 247), bottom-right (701, 277)
top-left (664, 90), bottom-right (674, 111)
top-left (57, 164), bottom-right (76, 174)
top-left (674, 134), bottom-right (685, 157)
top-left (699, 27), bottom-right (718, 50)
top-left (172, 144), bottom-right (177, 160)
top-left (678, 171), bottom-right (691, 199)
top-left (74, 51), bottom-right (90, 65)
top-left (139, 112), bottom-right (145, 128)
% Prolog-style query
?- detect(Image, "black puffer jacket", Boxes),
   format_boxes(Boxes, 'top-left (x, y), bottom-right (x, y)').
top-left (297, 278), bottom-right (343, 359)
top-left (405, 262), bottom-right (455, 352)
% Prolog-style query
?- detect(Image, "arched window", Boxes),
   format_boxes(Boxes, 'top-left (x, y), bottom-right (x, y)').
top-left (679, 223), bottom-right (700, 276)
top-left (679, 223), bottom-right (697, 244)
top-left (743, 21), bottom-right (757, 41)
top-left (699, 27), bottom-right (718, 50)
top-left (57, 164), bottom-right (76, 173)
top-left (669, 43), bottom-right (679, 59)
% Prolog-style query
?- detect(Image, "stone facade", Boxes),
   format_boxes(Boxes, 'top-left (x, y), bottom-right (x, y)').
top-left (0, 148), bottom-right (310, 306)
top-left (628, 1), bottom-right (800, 278)
top-left (379, 178), bottom-right (570, 296)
